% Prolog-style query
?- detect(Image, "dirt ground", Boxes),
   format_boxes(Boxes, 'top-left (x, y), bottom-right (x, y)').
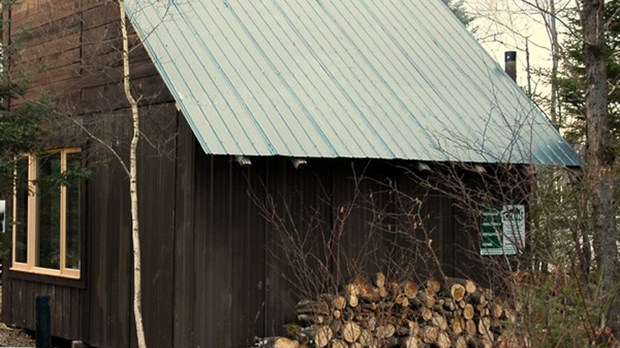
top-left (0, 286), bottom-right (35, 347)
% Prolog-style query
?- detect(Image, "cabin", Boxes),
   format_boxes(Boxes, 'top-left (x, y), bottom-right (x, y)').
top-left (1, 0), bottom-right (579, 347)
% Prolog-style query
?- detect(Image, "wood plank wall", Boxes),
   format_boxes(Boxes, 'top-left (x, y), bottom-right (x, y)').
top-left (3, 0), bottom-right (176, 347)
top-left (170, 143), bottom-right (470, 347)
top-left (2, 1), bottom-right (484, 347)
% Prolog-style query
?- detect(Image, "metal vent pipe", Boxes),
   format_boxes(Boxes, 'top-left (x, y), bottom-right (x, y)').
top-left (505, 51), bottom-right (517, 81)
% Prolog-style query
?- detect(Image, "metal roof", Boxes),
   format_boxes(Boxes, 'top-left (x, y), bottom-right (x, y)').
top-left (125, 0), bottom-right (581, 166)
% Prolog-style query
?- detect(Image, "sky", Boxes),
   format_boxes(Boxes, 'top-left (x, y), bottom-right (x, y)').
top-left (463, 0), bottom-right (574, 98)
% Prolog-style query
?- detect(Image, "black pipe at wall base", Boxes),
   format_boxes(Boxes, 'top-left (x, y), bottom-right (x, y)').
top-left (35, 295), bottom-right (51, 348)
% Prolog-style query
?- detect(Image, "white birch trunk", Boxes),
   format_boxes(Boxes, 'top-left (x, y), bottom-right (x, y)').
top-left (119, 1), bottom-right (147, 347)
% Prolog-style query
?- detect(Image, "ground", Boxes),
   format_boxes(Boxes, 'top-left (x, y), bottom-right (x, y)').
top-left (0, 287), bottom-right (35, 347)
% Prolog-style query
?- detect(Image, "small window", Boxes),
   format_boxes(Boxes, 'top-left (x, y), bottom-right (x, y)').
top-left (12, 148), bottom-right (82, 278)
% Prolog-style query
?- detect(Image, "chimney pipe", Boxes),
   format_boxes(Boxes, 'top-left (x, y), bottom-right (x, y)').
top-left (505, 51), bottom-right (517, 82)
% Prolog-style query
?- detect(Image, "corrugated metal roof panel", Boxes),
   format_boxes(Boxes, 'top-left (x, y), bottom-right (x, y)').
top-left (125, 0), bottom-right (581, 166)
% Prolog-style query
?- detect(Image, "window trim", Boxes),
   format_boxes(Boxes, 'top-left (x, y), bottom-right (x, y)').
top-left (11, 148), bottom-right (82, 279)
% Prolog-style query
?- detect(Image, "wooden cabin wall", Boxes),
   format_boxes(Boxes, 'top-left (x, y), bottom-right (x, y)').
top-left (3, 0), bottom-right (176, 347)
top-left (170, 144), bottom-right (474, 348)
top-left (2, 1), bottom-right (496, 347)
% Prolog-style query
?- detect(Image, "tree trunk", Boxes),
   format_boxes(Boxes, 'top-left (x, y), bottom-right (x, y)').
top-left (119, 1), bottom-right (147, 347)
top-left (581, 0), bottom-right (620, 336)
top-left (548, 0), bottom-right (561, 127)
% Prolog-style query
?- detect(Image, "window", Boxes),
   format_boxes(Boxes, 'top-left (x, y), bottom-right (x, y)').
top-left (12, 148), bottom-right (82, 278)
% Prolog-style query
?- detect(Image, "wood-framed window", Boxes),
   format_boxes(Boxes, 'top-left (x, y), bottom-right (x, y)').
top-left (12, 148), bottom-right (82, 279)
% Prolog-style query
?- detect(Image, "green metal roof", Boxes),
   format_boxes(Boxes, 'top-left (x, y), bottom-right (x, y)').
top-left (125, 0), bottom-right (581, 166)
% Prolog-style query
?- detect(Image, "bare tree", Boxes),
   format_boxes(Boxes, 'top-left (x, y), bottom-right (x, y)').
top-left (119, 0), bottom-right (147, 347)
top-left (466, 0), bottom-right (572, 122)
top-left (579, 0), bottom-right (620, 337)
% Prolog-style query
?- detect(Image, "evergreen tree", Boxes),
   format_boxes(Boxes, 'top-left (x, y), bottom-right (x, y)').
top-left (558, 0), bottom-right (619, 149)
top-left (0, 56), bottom-right (51, 195)
top-left (443, 0), bottom-right (474, 27)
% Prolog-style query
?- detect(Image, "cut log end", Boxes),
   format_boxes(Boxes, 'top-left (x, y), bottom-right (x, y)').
top-left (450, 283), bottom-right (466, 302)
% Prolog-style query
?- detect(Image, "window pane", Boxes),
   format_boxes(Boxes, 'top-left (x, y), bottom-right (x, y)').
top-left (14, 157), bottom-right (29, 263)
top-left (36, 153), bottom-right (61, 269)
top-left (65, 152), bottom-right (81, 270)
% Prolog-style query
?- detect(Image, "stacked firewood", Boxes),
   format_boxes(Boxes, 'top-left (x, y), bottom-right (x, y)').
top-left (256, 273), bottom-right (524, 348)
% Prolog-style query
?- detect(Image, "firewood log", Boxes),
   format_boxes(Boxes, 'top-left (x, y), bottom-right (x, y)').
top-left (404, 335), bottom-right (421, 348)
top-left (255, 337), bottom-right (300, 348)
top-left (407, 320), bottom-right (420, 336)
top-left (330, 339), bottom-right (347, 348)
top-left (463, 303), bottom-right (475, 320)
top-left (420, 307), bottom-right (433, 321)
top-left (469, 291), bottom-right (486, 306)
top-left (437, 331), bottom-right (451, 348)
top-left (451, 316), bottom-right (464, 335)
top-left (426, 279), bottom-right (441, 294)
top-left (477, 316), bottom-right (492, 338)
top-left (358, 330), bottom-right (376, 347)
top-left (443, 298), bottom-right (457, 311)
top-left (359, 287), bottom-right (380, 302)
top-left (481, 337), bottom-right (494, 348)
top-left (347, 284), bottom-right (360, 308)
top-left (483, 288), bottom-right (493, 301)
top-left (450, 283), bottom-right (466, 302)
top-left (351, 276), bottom-right (380, 302)
top-left (314, 326), bottom-right (333, 348)
top-left (420, 325), bottom-right (439, 344)
top-left (464, 280), bottom-right (477, 294)
top-left (378, 287), bottom-right (388, 299)
top-left (365, 316), bottom-right (377, 332)
top-left (431, 312), bottom-right (448, 331)
top-left (332, 296), bottom-right (347, 311)
top-left (376, 272), bottom-right (386, 289)
top-left (490, 299), bottom-right (504, 319)
top-left (275, 337), bottom-right (299, 348)
top-left (348, 295), bottom-right (359, 308)
top-left (418, 290), bottom-right (436, 308)
top-left (342, 322), bottom-right (362, 343)
top-left (403, 280), bottom-right (418, 299)
top-left (477, 305), bottom-right (489, 317)
top-left (375, 324), bottom-right (396, 339)
top-left (260, 276), bottom-right (521, 348)
top-left (465, 319), bottom-right (477, 336)
top-left (395, 293), bottom-right (410, 307)
top-left (455, 335), bottom-right (468, 348)
top-left (390, 281), bottom-right (402, 294)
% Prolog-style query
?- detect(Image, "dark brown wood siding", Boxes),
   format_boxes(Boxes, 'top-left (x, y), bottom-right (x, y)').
top-left (2, 1), bottom-right (490, 347)
top-left (171, 151), bottom-right (472, 348)
top-left (3, 1), bottom-right (176, 347)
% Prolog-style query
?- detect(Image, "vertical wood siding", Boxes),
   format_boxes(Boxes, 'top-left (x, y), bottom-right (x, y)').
top-left (2, 1), bottom-right (490, 347)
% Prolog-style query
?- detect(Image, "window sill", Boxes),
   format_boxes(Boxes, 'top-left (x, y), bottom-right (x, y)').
top-left (7, 268), bottom-right (85, 289)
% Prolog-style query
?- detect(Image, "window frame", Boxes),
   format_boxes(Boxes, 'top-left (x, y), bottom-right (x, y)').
top-left (11, 148), bottom-right (82, 279)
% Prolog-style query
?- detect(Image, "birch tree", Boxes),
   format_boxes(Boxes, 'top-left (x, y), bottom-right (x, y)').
top-left (119, 1), bottom-right (147, 347)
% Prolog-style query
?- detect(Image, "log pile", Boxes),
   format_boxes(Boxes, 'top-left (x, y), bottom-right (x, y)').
top-left (256, 274), bottom-right (524, 348)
